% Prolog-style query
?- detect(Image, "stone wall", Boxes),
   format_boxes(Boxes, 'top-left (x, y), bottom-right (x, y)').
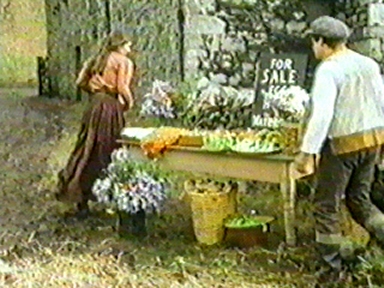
top-left (44, 0), bottom-right (182, 100)
top-left (43, 0), bottom-right (384, 99)
top-left (0, 0), bottom-right (46, 86)
top-left (343, 0), bottom-right (384, 69)
top-left (109, 0), bottom-right (182, 94)
top-left (183, 0), bottom-right (335, 90)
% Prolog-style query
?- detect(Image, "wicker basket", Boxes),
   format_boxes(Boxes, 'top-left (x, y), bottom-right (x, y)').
top-left (186, 184), bottom-right (237, 245)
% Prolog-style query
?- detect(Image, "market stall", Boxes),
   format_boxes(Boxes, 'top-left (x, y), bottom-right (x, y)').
top-left (117, 125), bottom-right (315, 246)
top-left (93, 76), bottom-right (314, 246)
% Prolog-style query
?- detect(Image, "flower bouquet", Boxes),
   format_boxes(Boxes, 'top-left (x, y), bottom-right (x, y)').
top-left (140, 79), bottom-right (176, 119)
top-left (92, 147), bottom-right (167, 234)
top-left (181, 77), bottom-right (255, 130)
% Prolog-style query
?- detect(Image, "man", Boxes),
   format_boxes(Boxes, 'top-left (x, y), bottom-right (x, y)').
top-left (294, 16), bottom-right (384, 273)
top-left (372, 149), bottom-right (384, 212)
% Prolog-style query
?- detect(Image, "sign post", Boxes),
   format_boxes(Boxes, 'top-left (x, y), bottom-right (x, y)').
top-left (254, 53), bottom-right (309, 115)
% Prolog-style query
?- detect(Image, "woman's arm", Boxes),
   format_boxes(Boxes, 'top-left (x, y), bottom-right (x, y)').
top-left (117, 58), bottom-right (134, 110)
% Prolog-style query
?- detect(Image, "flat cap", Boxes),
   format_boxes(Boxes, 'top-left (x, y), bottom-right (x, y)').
top-left (308, 16), bottom-right (351, 40)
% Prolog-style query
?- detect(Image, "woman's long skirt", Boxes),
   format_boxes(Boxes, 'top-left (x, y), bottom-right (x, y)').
top-left (56, 93), bottom-right (125, 205)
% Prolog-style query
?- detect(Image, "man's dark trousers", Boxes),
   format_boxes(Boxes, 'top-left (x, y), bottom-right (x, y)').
top-left (314, 141), bottom-right (384, 269)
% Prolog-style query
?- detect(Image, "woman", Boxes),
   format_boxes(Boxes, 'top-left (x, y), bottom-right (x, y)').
top-left (56, 30), bottom-right (135, 219)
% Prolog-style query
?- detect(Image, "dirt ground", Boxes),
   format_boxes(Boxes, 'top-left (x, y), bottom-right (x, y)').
top-left (0, 88), bottom-right (380, 287)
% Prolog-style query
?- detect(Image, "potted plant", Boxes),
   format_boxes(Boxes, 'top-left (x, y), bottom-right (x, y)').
top-left (92, 147), bottom-right (167, 237)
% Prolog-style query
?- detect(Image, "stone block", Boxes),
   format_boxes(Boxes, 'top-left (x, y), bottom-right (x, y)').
top-left (336, 13), bottom-right (347, 22)
top-left (241, 62), bottom-right (255, 74)
top-left (209, 72), bottom-right (228, 84)
top-left (360, 11), bottom-right (369, 24)
top-left (354, 26), bottom-right (384, 39)
top-left (286, 21), bottom-right (307, 34)
top-left (185, 15), bottom-right (227, 35)
top-left (269, 19), bottom-right (285, 32)
top-left (184, 33), bottom-right (205, 50)
top-left (356, 0), bottom-right (380, 6)
top-left (293, 11), bottom-right (306, 21)
top-left (221, 36), bottom-right (246, 52)
top-left (229, 74), bottom-right (241, 86)
top-left (185, 48), bottom-right (208, 59)
top-left (352, 14), bottom-right (359, 25)
top-left (204, 35), bottom-right (222, 52)
top-left (184, 51), bottom-right (201, 75)
top-left (352, 39), bottom-right (383, 61)
top-left (345, 0), bottom-right (352, 10)
top-left (368, 3), bottom-right (384, 26)
top-left (185, 0), bottom-right (216, 15)
top-left (200, 59), bottom-right (211, 70)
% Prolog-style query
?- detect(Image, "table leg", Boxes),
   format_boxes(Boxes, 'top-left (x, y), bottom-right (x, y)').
top-left (280, 175), bottom-right (297, 246)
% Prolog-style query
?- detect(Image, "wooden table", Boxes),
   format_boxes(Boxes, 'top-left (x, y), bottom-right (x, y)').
top-left (119, 140), bottom-right (315, 246)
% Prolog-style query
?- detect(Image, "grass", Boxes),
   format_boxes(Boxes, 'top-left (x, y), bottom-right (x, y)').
top-left (0, 219), bottom-right (318, 287)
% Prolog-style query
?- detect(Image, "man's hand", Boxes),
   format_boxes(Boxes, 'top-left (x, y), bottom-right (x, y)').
top-left (294, 152), bottom-right (314, 174)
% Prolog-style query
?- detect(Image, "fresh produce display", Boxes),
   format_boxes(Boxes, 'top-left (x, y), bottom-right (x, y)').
top-left (92, 147), bottom-right (167, 214)
top-left (119, 122), bottom-right (299, 156)
top-left (232, 139), bottom-right (278, 153)
top-left (225, 215), bottom-right (271, 229)
top-left (124, 76), bottom-right (307, 156)
top-left (202, 133), bottom-right (236, 151)
top-left (202, 128), bottom-right (286, 154)
top-left (140, 127), bottom-right (190, 158)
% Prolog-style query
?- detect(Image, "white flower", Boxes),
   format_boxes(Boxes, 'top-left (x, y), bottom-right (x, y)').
top-left (93, 147), bottom-right (168, 214)
top-left (111, 147), bottom-right (132, 163)
top-left (262, 85), bottom-right (309, 122)
top-left (140, 80), bottom-right (175, 119)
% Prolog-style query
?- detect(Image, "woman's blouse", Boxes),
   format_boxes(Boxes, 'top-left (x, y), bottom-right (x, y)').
top-left (88, 51), bottom-right (132, 100)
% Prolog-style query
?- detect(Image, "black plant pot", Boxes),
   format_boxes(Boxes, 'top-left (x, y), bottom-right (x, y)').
top-left (117, 210), bottom-right (147, 238)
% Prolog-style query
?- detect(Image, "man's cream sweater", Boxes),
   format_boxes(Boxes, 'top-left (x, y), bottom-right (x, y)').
top-left (301, 49), bottom-right (384, 155)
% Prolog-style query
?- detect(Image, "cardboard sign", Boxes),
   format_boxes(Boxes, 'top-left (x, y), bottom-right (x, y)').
top-left (254, 53), bottom-right (308, 114)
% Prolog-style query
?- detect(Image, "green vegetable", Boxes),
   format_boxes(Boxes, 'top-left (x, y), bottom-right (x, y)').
top-left (225, 215), bottom-right (273, 229)
top-left (203, 135), bottom-right (234, 151)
